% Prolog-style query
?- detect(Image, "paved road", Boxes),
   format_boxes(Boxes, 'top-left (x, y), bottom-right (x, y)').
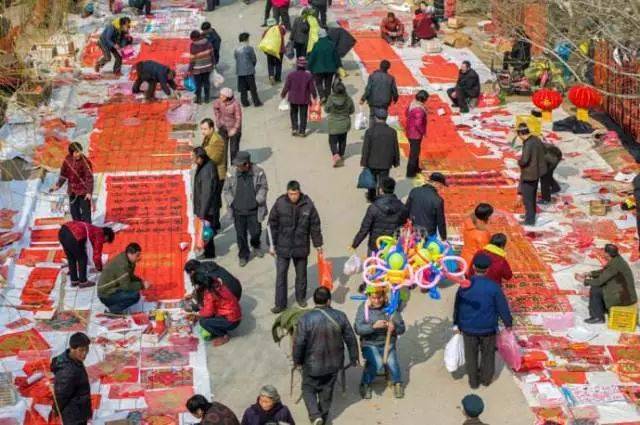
top-left (194, 2), bottom-right (533, 423)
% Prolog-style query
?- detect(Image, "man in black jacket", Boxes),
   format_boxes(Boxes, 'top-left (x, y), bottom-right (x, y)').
top-left (193, 147), bottom-right (221, 259)
top-left (447, 61), bottom-right (480, 113)
top-left (406, 172), bottom-right (447, 239)
top-left (352, 177), bottom-right (408, 254)
top-left (184, 259), bottom-right (242, 299)
top-left (540, 143), bottom-right (562, 204)
top-left (516, 123), bottom-right (547, 225)
top-left (361, 108), bottom-right (400, 202)
top-left (51, 332), bottom-right (92, 425)
top-left (293, 287), bottom-right (359, 425)
top-left (132, 60), bottom-right (178, 101)
top-left (360, 60), bottom-right (399, 127)
top-left (269, 181), bottom-right (324, 313)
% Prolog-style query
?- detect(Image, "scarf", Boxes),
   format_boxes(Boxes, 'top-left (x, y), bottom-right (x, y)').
top-left (483, 244), bottom-right (506, 257)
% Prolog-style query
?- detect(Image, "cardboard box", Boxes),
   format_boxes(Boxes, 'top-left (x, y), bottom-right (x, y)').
top-left (589, 200), bottom-right (609, 216)
top-left (447, 17), bottom-right (464, 29)
top-left (421, 38), bottom-right (442, 53)
top-left (443, 32), bottom-right (472, 48)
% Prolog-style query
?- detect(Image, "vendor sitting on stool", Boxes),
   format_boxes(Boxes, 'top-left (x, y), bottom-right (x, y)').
top-left (411, 7), bottom-right (438, 46)
top-left (380, 12), bottom-right (405, 44)
top-left (98, 243), bottom-right (148, 314)
top-left (132, 60), bottom-right (178, 101)
top-left (583, 244), bottom-right (637, 324)
top-left (446, 61), bottom-right (480, 114)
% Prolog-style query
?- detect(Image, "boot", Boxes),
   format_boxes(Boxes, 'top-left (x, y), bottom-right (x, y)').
top-left (359, 383), bottom-right (372, 399)
top-left (393, 383), bottom-right (404, 399)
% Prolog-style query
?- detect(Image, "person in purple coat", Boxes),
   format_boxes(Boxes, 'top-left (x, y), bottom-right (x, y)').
top-left (240, 385), bottom-right (296, 425)
top-left (404, 89), bottom-right (429, 178)
top-left (281, 56), bottom-right (317, 137)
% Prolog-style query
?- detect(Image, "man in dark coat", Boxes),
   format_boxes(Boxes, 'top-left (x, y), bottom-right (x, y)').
top-left (360, 60), bottom-right (399, 126)
top-left (352, 177), bottom-right (408, 254)
top-left (193, 147), bottom-right (221, 259)
top-left (132, 60), bottom-right (178, 101)
top-left (184, 259), bottom-right (242, 299)
top-left (540, 142), bottom-right (563, 203)
top-left (447, 61), bottom-right (480, 113)
top-left (268, 181), bottom-right (324, 313)
top-left (503, 31), bottom-right (532, 72)
top-left (327, 25), bottom-right (356, 58)
top-left (405, 172), bottom-right (447, 240)
top-left (293, 287), bottom-right (359, 425)
top-left (583, 244), bottom-right (638, 324)
top-left (516, 123), bottom-right (547, 225)
top-left (361, 108), bottom-right (400, 202)
top-left (51, 332), bottom-right (92, 425)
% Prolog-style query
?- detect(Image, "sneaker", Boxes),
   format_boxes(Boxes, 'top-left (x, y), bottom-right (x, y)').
top-left (298, 130), bottom-right (306, 137)
top-left (199, 327), bottom-right (213, 341)
top-left (70, 281), bottom-right (79, 287)
top-left (239, 258), bottom-right (248, 267)
top-left (78, 281), bottom-right (96, 288)
top-left (212, 335), bottom-right (230, 347)
top-left (271, 306), bottom-right (286, 314)
top-left (260, 22), bottom-right (268, 27)
top-left (393, 383), bottom-right (404, 399)
top-left (254, 101), bottom-right (263, 107)
top-left (359, 383), bottom-right (372, 399)
top-left (312, 419), bottom-right (324, 425)
top-left (292, 131), bottom-right (299, 137)
top-left (253, 248), bottom-right (265, 258)
top-left (298, 300), bottom-right (307, 308)
top-left (195, 98), bottom-right (202, 104)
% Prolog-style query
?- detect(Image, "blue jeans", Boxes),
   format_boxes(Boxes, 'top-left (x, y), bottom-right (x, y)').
top-left (99, 290), bottom-right (140, 314)
top-left (361, 344), bottom-right (401, 384)
top-left (199, 316), bottom-right (240, 337)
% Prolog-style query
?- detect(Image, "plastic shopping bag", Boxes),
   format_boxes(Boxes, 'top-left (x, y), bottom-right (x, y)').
top-left (184, 76), bottom-right (196, 92)
top-left (317, 252), bottom-right (333, 290)
top-left (444, 333), bottom-right (465, 372)
top-left (354, 110), bottom-right (368, 130)
top-left (258, 26), bottom-right (283, 59)
top-left (309, 99), bottom-right (322, 122)
top-left (278, 98), bottom-right (290, 111)
top-left (343, 254), bottom-right (362, 276)
top-left (497, 329), bottom-right (522, 371)
top-left (211, 69), bottom-right (224, 88)
top-left (357, 168), bottom-right (376, 189)
top-left (285, 41), bottom-right (295, 60)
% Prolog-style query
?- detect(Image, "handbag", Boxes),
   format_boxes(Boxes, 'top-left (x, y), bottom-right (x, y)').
top-left (357, 168), bottom-right (376, 189)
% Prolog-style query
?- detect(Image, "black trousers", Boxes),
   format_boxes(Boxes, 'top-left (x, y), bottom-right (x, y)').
top-left (275, 256), bottom-right (308, 308)
top-left (237, 75), bottom-right (261, 106)
top-left (294, 42), bottom-right (307, 58)
top-left (132, 78), bottom-right (159, 100)
top-left (206, 0), bottom-right (219, 10)
top-left (313, 4), bottom-right (327, 27)
top-left (264, 0), bottom-right (272, 22)
top-left (96, 41), bottom-right (122, 73)
top-left (273, 6), bottom-right (291, 30)
top-left (302, 371), bottom-right (338, 423)
top-left (382, 34), bottom-right (405, 43)
top-left (314, 72), bottom-right (334, 100)
top-left (406, 138), bottom-right (421, 177)
top-left (447, 87), bottom-right (474, 112)
top-left (367, 168), bottom-right (389, 202)
top-left (220, 130), bottom-right (241, 166)
top-left (589, 285), bottom-right (607, 320)
top-left (213, 179), bottom-right (224, 230)
top-left (520, 179), bottom-right (538, 225)
top-left (59, 226), bottom-right (88, 283)
top-left (136, 0), bottom-right (151, 14)
top-left (203, 213), bottom-right (218, 258)
top-left (329, 133), bottom-right (347, 156)
top-left (540, 164), bottom-right (561, 202)
top-left (194, 72), bottom-right (211, 103)
top-left (463, 333), bottom-right (496, 388)
top-left (69, 194), bottom-right (91, 223)
top-left (234, 213), bottom-right (261, 260)
top-left (266, 54), bottom-right (282, 81)
top-left (290, 104), bottom-right (309, 133)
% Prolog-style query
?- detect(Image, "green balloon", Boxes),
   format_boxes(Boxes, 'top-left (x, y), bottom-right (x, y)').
top-left (388, 252), bottom-right (404, 270)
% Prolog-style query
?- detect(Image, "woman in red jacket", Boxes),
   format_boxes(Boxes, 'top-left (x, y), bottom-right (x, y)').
top-left (50, 143), bottom-right (94, 223)
top-left (58, 221), bottom-right (115, 287)
top-left (405, 90), bottom-right (429, 178)
top-left (191, 270), bottom-right (242, 347)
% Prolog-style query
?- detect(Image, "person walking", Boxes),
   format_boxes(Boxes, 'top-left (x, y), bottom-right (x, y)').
top-left (468, 233), bottom-right (513, 286)
top-left (293, 287), bottom-right (359, 425)
top-left (307, 29), bottom-right (341, 103)
top-left (361, 108), bottom-right (400, 202)
top-left (234, 33), bottom-right (263, 107)
top-left (51, 332), bottom-right (92, 425)
top-left (132, 60), bottom-right (178, 101)
top-left (188, 30), bottom-right (215, 104)
top-left (95, 16), bottom-right (131, 75)
top-left (290, 9), bottom-right (312, 58)
top-left (446, 61), bottom-right (480, 113)
top-left (461, 394), bottom-right (487, 425)
top-left (200, 118), bottom-right (226, 227)
top-left (540, 142), bottom-right (563, 204)
top-left (201, 22), bottom-right (222, 65)
top-left (186, 395), bottom-right (240, 425)
top-left (50, 142), bottom-right (94, 223)
top-left (453, 254), bottom-right (513, 389)
top-left (310, 0), bottom-right (329, 27)
top-left (460, 203), bottom-right (494, 267)
top-left (324, 80), bottom-right (354, 166)
top-left (223, 151), bottom-right (269, 267)
top-left (281, 57), bottom-right (317, 138)
top-left (405, 172), bottom-right (447, 239)
top-left (405, 90), bottom-right (429, 178)
top-left (360, 60), bottom-right (399, 126)
top-left (271, 0), bottom-right (291, 30)
top-left (269, 181), bottom-right (323, 313)
top-left (240, 385), bottom-right (296, 425)
top-left (354, 287), bottom-right (406, 399)
top-left (261, 18), bottom-right (286, 85)
top-left (213, 87), bottom-right (243, 164)
top-left (516, 122), bottom-right (547, 226)
top-left (97, 243), bottom-right (148, 314)
top-left (582, 244), bottom-right (637, 324)
top-left (193, 147), bottom-right (221, 259)
top-left (58, 221), bottom-right (114, 288)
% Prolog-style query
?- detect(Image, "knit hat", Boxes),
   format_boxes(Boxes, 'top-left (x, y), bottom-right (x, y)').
top-left (266, 17), bottom-right (277, 26)
top-left (462, 394), bottom-right (484, 418)
top-left (296, 56), bottom-right (307, 68)
top-left (373, 107), bottom-right (388, 120)
top-left (318, 28), bottom-right (328, 38)
top-left (429, 172), bottom-right (447, 187)
top-left (473, 254), bottom-right (491, 270)
top-left (220, 87), bottom-right (233, 98)
top-left (259, 385), bottom-right (281, 403)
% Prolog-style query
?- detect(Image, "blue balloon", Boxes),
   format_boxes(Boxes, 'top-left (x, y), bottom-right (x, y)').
top-left (428, 287), bottom-right (441, 300)
top-left (184, 76), bottom-right (196, 92)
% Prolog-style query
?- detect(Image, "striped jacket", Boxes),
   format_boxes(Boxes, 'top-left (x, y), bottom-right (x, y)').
top-left (189, 38), bottom-right (215, 75)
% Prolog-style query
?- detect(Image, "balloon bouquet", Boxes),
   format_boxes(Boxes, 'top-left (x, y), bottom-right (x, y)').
top-left (361, 221), bottom-right (469, 316)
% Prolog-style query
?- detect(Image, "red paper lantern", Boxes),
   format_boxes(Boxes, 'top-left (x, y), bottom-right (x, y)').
top-left (532, 88), bottom-right (563, 121)
top-left (568, 85), bottom-right (602, 121)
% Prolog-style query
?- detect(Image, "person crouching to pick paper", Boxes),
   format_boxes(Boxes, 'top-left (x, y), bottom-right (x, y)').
top-left (58, 221), bottom-right (114, 288)
top-left (98, 243), bottom-right (149, 314)
top-left (132, 60), bottom-right (178, 102)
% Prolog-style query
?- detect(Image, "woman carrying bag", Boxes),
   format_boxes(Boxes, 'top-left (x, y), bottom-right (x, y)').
top-left (324, 81), bottom-right (354, 167)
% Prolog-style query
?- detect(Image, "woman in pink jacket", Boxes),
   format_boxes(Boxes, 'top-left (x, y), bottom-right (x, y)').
top-left (213, 87), bottom-right (243, 166)
top-left (405, 90), bottom-right (429, 178)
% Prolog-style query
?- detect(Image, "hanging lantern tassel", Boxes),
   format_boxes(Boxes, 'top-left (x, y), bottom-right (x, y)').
top-left (568, 85), bottom-right (602, 122)
top-left (532, 88), bottom-right (563, 123)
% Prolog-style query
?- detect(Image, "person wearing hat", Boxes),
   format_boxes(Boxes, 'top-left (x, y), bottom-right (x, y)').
top-left (461, 394), bottom-right (487, 424)
top-left (361, 108), bottom-right (400, 202)
top-left (234, 32), bottom-right (263, 108)
top-left (469, 233), bottom-right (513, 286)
top-left (307, 28), bottom-right (341, 103)
top-left (453, 253), bottom-right (513, 389)
top-left (581, 244), bottom-right (637, 324)
top-left (281, 56), bottom-right (317, 137)
top-left (261, 18), bottom-right (287, 85)
top-left (360, 60), bottom-right (399, 128)
top-left (324, 80), bottom-right (355, 166)
top-left (405, 172), bottom-right (447, 239)
top-left (516, 122), bottom-right (547, 226)
top-left (380, 12), bottom-right (405, 44)
top-left (213, 87), bottom-right (243, 165)
top-left (223, 151), bottom-right (269, 267)
top-left (240, 385), bottom-right (296, 425)
top-left (405, 90), bottom-right (429, 178)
